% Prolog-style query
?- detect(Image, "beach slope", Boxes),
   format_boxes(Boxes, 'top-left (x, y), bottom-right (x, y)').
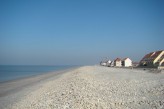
top-left (1, 66), bottom-right (164, 109)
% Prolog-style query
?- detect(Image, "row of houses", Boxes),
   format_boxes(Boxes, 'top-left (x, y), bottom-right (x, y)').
top-left (100, 57), bottom-right (132, 67)
top-left (100, 50), bottom-right (164, 69)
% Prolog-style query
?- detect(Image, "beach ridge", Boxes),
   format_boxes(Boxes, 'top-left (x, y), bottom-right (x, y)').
top-left (1, 66), bottom-right (164, 109)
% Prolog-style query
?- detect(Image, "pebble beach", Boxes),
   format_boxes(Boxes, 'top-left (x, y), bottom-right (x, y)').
top-left (0, 66), bottom-right (164, 109)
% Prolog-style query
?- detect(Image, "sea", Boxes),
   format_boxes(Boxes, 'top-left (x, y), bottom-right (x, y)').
top-left (0, 65), bottom-right (77, 82)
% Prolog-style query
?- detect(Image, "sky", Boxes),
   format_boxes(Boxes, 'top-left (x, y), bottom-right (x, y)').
top-left (0, 0), bottom-right (164, 65)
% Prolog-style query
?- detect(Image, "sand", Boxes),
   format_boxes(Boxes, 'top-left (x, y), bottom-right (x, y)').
top-left (0, 66), bottom-right (164, 109)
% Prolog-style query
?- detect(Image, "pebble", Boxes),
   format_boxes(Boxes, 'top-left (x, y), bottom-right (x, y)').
top-left (8, 66), bottom-right (164, 109)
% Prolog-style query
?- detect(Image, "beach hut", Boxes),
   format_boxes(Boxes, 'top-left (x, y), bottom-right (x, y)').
top-left (114, 58), bottom-right (122, 67)
top-left (122, 58), bottom-right (132, 67)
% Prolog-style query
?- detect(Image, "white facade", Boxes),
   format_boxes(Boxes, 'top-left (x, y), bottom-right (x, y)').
top-left (101, 62), bottom-right (107, 66)
top-left (114, 58), bottom-right (122, 67)
top-left (122, 58), bottom-right (132, 67)
top-left (106, 60), bottom-right (112, 66)
top-left (115, 61), bottom-right (122, 67)
top-left (100, 60), bottom-right (112, 66)
top-left (110, 61), bottom-right (114, 66)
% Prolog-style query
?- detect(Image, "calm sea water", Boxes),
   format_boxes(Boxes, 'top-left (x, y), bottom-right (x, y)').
top-left (0, 65), bottom-right (76, 82)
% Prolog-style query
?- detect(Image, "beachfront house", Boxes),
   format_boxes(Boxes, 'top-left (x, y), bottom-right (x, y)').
top-left (100, 60), bottom-right (112, 66)
top-left (100, 61), bottom-right (107, 66)
top-left (122, 58), bottom-right (132, 67)
top-left (110, 61), bottom-right (114, 67)
top-left (114, 58), bottom-right (122, 67)
top-left (139, 50), bottom-right (164, 68)
top-left (106, 60), bottom-right (112, 67)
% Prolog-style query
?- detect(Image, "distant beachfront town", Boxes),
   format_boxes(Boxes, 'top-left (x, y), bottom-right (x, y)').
top-left (100, 50), bottom-right (164, 69)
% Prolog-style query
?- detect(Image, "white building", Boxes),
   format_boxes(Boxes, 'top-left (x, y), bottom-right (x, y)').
top-left (122, 58), bottom-right (132, 67)
top-left (110, 61), bottom-right (114, 67)
top-left (114, 58), bottom-right (122, 67)
top-left (100, 60), bottom-right (111, 66)
top-left (100, 62), bottom-right (107, 66)
top-left (100, 61), bottom-right (107, 66)
top-left (106, 60), bottom-right (112, 67)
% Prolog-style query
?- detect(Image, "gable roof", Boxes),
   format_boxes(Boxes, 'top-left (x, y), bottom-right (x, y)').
top-left (122, 58), bottom-right (130, 61)
top-left (141, 50), bottom-right (163, 61)
top-left (114, 58), bottom-right (121, 62)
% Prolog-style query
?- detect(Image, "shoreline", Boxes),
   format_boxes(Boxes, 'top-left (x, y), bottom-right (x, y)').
top-left (0, 67), bottom-right (79, 109)
top-left (0, 65), bottom-right (79, 83)
top-left (1, 66), bottom-right (164, 109)
top-left (0, 66), bottom-right (78, 97)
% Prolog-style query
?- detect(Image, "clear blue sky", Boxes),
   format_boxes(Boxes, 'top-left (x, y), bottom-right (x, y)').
top-left (0, 0), bottom-right (164, 65)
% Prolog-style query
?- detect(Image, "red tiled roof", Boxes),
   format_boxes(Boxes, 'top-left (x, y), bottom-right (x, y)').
top-left (151, 51), bottom-right (163, 59)
top-left (142, 52), bottom-right (153, 59)
top-left (141, 50), bottom-right (163, 61)
top-left (115, 58), bottom-right (121, 61)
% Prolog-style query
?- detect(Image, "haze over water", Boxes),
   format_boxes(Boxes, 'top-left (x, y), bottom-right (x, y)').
top-left (0, 0), bottom-right (164, 65)
top-left (0, 65), bottom-right (76, 82)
